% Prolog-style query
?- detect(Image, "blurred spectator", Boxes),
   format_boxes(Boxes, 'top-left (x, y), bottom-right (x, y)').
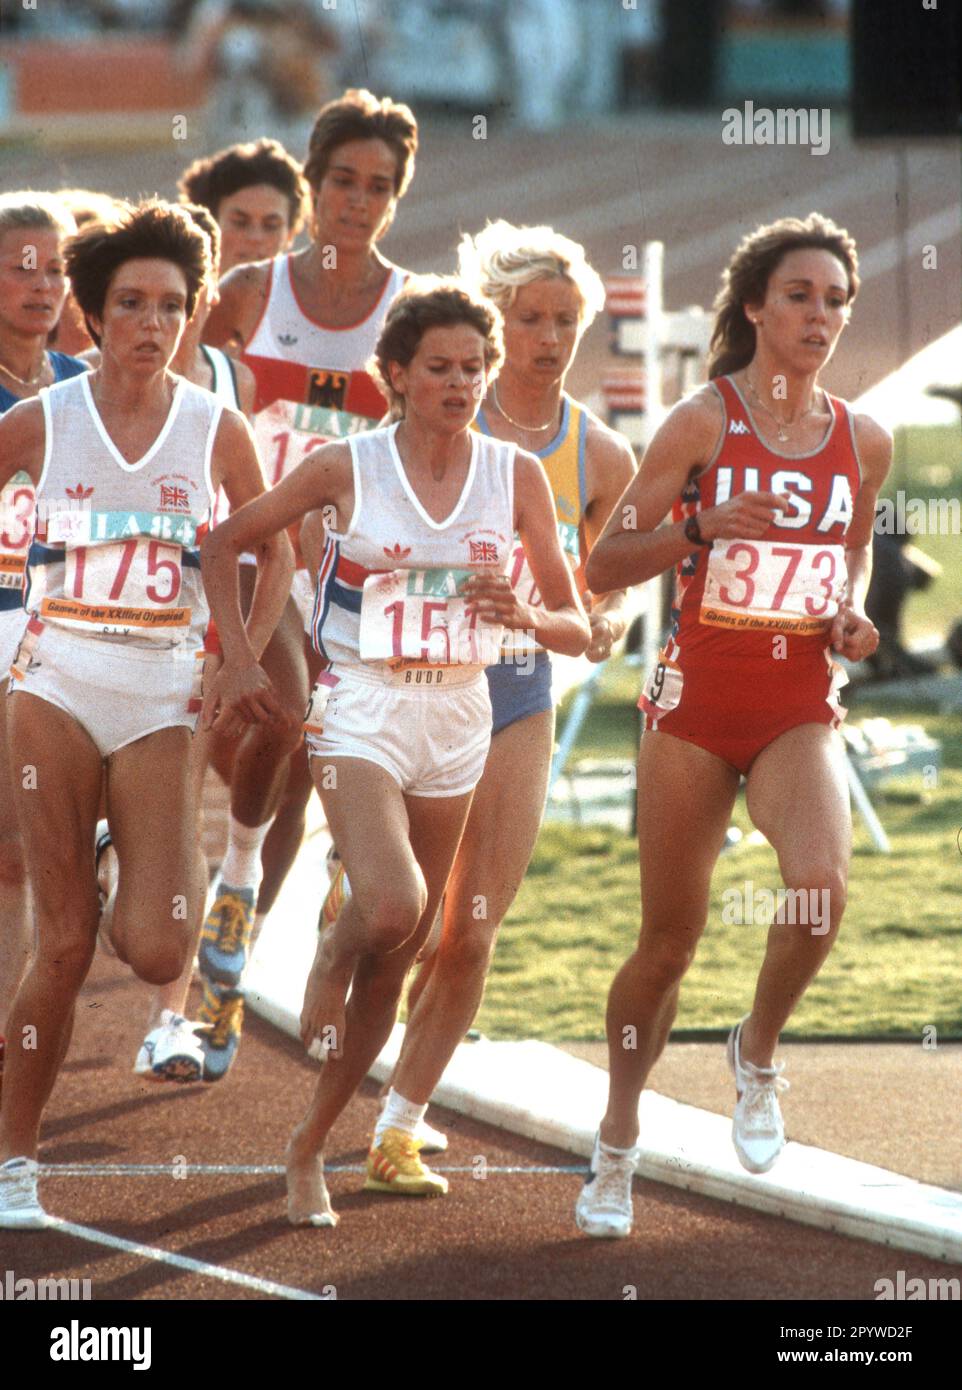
top-left (179, 0), bottom-right (337, 143)
top-left (6, 0), bottom-right (663, 126)
top-left (864, 533), bottom-right (942, 680)
top-left (501, 0), bottom-right (583, 129)
top-left (367, 0), bottom-right (638, 127)
top-left (370, 1), bottom-right (502, 112)
top-left (49, 189), bottom-right (125, 356)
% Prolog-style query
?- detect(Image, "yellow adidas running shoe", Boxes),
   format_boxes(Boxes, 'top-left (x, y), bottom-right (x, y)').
top-left (364, 1128), bottom-right (449, 1197)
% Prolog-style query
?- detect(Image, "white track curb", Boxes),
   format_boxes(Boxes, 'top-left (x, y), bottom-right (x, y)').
top-left (245, 816), bottom-right (962, 1266)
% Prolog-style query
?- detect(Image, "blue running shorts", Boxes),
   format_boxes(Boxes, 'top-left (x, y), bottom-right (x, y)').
top-left (485, 650), bottom-right (553, 737)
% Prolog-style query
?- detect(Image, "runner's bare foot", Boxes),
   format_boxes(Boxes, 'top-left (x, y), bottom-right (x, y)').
top-left (286, 1134), bottom-right (338, 1228)
top-left (300, 934), bottom-right (351, 1059)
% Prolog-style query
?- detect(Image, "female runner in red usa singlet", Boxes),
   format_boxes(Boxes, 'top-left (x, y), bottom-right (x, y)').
top-left (573, 214), bottom-right (892, 1240)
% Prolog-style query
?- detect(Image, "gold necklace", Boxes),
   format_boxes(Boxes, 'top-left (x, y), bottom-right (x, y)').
top-left (0, 353), bottom-right (47, 388)
top-left (745, 372), bottom-right (820, 443)
top-left (492, 383), bottom-right (557, 433)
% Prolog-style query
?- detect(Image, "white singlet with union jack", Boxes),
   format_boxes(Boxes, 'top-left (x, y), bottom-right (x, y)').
top-left (25, 373), bottom-right (219, 649)
top-left (311, 423), bottom-right (515, 685)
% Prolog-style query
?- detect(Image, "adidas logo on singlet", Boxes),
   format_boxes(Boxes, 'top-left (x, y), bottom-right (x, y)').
top-left (728, 419), bottom-right (751, 435)
top-left (278, 333), bottom-right (298, 347)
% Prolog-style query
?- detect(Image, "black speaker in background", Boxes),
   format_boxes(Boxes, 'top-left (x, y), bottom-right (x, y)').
top-left (658, 0), bottom-right (722, 108)
top-left (852, 0), bottom-right (961, 137)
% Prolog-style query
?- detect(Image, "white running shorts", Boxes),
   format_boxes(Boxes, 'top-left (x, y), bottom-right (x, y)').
top-left (8, 619), bottom-right (205, 758)
top-left (304, 669), bottom-right (492, 798)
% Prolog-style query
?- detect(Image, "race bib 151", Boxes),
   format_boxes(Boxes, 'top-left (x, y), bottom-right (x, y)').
top-left (358, 567), bottom-right (503, 669)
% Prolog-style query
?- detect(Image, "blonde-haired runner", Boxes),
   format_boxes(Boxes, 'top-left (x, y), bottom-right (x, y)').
top-left (366, 222), bottom-right (635, 1187)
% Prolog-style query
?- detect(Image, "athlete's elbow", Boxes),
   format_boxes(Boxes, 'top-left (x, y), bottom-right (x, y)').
top-left (585, 542), bottom-right (620, 595)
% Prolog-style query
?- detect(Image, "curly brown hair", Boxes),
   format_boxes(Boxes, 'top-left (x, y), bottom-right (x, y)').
top-left (707, 213), bottom-right (859, 380)
top-left (179, 201), bottom-right (221, 275)
top-left (372, 276), bottom-right (503, 420)
top-left (178, 139), bottom-right (308, 236)
top-left (65, 200), bottom-right (212, 348)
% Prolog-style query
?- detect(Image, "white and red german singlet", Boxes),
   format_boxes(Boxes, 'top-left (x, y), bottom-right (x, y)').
top-left (242, 254), bottom-right (406, 490)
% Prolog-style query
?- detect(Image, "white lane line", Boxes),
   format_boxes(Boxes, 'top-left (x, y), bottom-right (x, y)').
top-left (47, 1219), bottom-right (329, 1301)
top-left (43, 1163), bottom-right (586, 1177)
top-left (42, 1164), bottom-right (286, 1177)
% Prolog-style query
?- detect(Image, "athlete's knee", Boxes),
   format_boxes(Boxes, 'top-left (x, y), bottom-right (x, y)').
top-left (437, 919), bottom-right (498, 985)
top-left (355, 874), bottom-right (428, 954)
top-left (246, 716), bottom-right (303, 762)
top-left (32, 928), bottom-right (95, 989)
top-left (124, 917), bottom-right (191, 986)
top-left (779, 866), bottom-right (847, 936)
top-left (128, 933), bottom-right (189, 987)
top-left (637, 931), bottom-right (698, 991)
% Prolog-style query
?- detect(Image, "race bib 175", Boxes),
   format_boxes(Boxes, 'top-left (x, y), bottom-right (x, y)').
top-left (44, 539), bottom-right (190, 640)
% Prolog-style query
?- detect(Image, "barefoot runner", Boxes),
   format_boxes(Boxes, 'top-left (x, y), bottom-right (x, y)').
top-left (200, 277), bottom-right (590, 1226)
top-left (198, 88), bottom-right (419, 1076)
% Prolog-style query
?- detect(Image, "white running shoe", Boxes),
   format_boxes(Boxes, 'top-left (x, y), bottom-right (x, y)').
top-left (376, 1097), bottom-right (449, 1154)
top-left (134, 1010), bottom-right (205, 1084)
top-left (575, 1132), bottom-right (639, 1238)
top-left (727, 1016), bottom-right (789, 1174)
top-left (414, 1116), bottom-right (449, 1155)
top-left (0, 1157), bottom-right (46, 1229)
